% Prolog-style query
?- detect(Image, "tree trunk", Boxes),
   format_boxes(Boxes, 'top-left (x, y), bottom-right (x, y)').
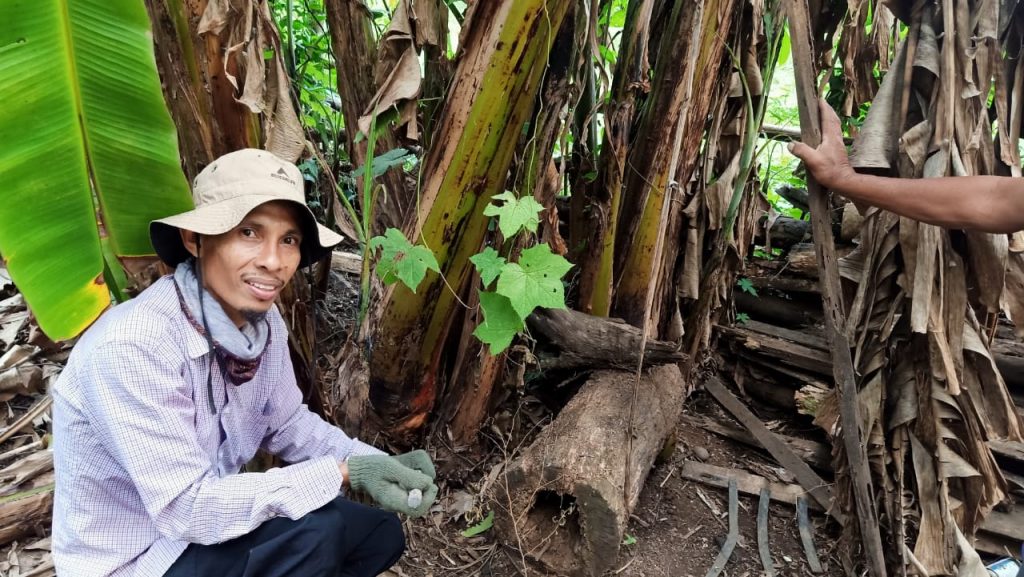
top-left (526, 308), bottom-right (687, 371)
top-left (610, 0), bottom-right (708, 329)
top-left (351, 0), bottom-right (575, 438)
top-left (324, 0), bottom-right (412, 235)
top-left (145, 0), bottom-right (260, 178)
top-left (574, 0), bottom-right (655, 317)
top-left (492, 365), bottom-right (686, 577)
top-left (434, 10), bottom-right (581, 445)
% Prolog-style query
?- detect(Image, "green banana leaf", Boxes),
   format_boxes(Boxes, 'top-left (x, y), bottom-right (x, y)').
top-left (0, 0), bottom-right (193, 340)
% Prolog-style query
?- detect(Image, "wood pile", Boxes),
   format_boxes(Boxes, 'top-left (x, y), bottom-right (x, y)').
top-left (0, 279), bottom-right (63, 576)
top-left (715, 235), bottom-right (1024, 560)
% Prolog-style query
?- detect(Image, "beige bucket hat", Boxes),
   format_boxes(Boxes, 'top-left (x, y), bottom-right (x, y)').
top-left (150, 149), bottom-right (343, 268)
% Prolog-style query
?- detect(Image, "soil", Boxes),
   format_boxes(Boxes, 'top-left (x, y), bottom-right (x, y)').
top-left (387, 390), bottom-right (846, 577)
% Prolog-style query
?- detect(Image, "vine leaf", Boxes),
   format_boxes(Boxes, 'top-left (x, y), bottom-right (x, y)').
top-left (496, 244), bottom-right (573, 320)
top-left (369, 228), bottom-right (439, 292)
top-left (469, 247), bottom-right (506, 288)
top-left (483, 191), bottom-right (544, 239)
top-left (473, 291), bottom-right (523, 354)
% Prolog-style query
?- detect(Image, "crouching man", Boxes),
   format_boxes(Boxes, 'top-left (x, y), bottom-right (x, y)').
top-left (52, 149), bottom-right (437, 577)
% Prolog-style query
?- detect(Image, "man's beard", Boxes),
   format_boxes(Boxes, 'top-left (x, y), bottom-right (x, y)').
top-left (242, 309), bottom-right (268, 325)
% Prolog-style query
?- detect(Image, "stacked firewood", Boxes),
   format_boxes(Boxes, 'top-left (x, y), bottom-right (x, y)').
top-left (0, 279), bottom-right (63, 569)
top-left (718, 230), bottom-right (1024, 562)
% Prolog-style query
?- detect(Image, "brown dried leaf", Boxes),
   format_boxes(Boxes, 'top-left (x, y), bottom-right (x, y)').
top-left (850, 39), bottom-right (906, 169)
top-left (963, 231), bottom-right (1007, 315)
top-left (1002, 253), bottom-right (1024, 338)
top-left (411, 0), bottom-right (442, 47)
top-left (197, 0), bottom-right (231, 35)
top-left (0, 365), bottom-right (42, 401)
top-left (703, 151), bottom-right (741, 230)
top-left (0, 344), bottom-right (37, 370)
top-left (355, 0), bottom-right (423, 139)
top-left (909, 223), bottom-right (940, 333)
top-left (0, 310), bottom-right (28, 350)
top-left (909, 432), bottom-right (956, 574)
top-left (358, 48), bottom-right (423, 137)
top-left (264, 57), bottom-right (305, 162)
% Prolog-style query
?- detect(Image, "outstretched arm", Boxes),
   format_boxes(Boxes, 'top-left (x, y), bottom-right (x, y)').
top-left (789, 100), bottom-right (1024, 234)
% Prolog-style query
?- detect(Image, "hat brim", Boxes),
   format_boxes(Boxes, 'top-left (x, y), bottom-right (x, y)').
top-left (150, 194), bottom-right (343, 268)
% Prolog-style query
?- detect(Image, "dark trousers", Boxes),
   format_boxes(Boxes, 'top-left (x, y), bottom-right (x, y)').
top-left (163, 496), bottom-right (405, 577)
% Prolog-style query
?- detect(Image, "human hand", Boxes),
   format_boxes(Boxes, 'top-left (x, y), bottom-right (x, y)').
top-left (392, 449), bottom-right (436, 480)
top-left (347, 454), bottom-right (438, 517)
top-left (788, 99), bottom-right (854, 190)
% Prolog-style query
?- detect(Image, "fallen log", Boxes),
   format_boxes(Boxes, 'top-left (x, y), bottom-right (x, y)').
top-left (718, 324), bottom-right (832, 375)
top-left (734, 291), bottom-right (818, 327)
top-left (491, 365), bottom-right (686, 577)
top-left (526, 308), bottom-right (687, 371)
top-left (0, 470), bottom-right (53, 546)
top-left (756, 215), bottom-right (811, 249)
top-left (784, 242), bottom-right (857, 280)
top-left (746, 274), bottom-right (822, 294)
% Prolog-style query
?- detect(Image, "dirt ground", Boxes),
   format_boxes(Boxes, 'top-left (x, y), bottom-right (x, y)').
top-left (385, 390), bottom-right (845, 577)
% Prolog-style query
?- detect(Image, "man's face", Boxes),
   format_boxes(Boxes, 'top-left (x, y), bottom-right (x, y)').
top-left (181, 201), bottom-right (303, 327)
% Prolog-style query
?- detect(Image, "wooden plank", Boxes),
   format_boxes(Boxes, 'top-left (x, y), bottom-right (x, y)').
top-left (980, 509), bottom-right (1024, 542)
top-left (330, 250), bottom-right (362, 274)
top-left (700, 419), bottom-right (832, 470)
top-left (739, 355), bottom-right (830, 390)
top-left (719, 327), bottom-right (833, 374)
top-left (678, 460), bottom-right (822, 509)
top-left (988, 439), bottom-right (1024, 462)
top-left (703, 376), bottom-right (834, 512)
top-left (974, 530), bottom-right (1021, 558)
top-left (738, 320), bottom-right (829, 350)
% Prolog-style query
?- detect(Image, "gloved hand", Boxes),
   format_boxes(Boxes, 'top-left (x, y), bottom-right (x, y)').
top-left (347, 454), bottom-right (438, 517)
top-left (392, 449), bottom-right (436, 480)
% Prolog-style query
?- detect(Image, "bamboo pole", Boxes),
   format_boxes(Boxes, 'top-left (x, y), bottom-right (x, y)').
top-left (783, 1), bottom-right (888, 576)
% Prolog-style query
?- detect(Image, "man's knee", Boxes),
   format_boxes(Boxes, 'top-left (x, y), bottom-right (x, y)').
top-left (375, 512), bottom-right (405, 558)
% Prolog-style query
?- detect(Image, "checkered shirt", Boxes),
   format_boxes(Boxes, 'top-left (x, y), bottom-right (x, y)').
top-left (52, 276), bottom-right (384, 576)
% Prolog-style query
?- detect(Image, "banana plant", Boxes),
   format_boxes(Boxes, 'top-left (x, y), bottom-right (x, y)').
top-left (0, 0), bottom-right (192, 341)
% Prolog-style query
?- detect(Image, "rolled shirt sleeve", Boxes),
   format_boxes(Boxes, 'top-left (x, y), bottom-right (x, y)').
top-left (260, 367), bottom-right (386, 464)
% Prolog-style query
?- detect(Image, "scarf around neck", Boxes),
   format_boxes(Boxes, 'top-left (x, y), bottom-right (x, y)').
top-left (173, 260), bottom-right (270, 385)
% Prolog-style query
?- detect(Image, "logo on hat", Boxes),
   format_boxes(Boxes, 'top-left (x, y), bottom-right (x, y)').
top-left (270, 167), bottom-right (296, 185)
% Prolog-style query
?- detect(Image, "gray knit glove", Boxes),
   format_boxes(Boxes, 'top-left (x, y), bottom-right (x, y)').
top-left (347, 454), bottom-right (437, 517)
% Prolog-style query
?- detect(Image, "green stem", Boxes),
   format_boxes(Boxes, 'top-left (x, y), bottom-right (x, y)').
top-left (335, 185), bottom-right (364, 244)
top-left (722, 13), bottom-right (787, 239)
top-left (357, 112), bottom-right (380, 329)
top-left (285, 0), bottom-right (297, 79)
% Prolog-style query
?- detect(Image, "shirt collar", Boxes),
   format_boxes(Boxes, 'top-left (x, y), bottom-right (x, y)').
top-left (182, 316), bottom-right (212, 359)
